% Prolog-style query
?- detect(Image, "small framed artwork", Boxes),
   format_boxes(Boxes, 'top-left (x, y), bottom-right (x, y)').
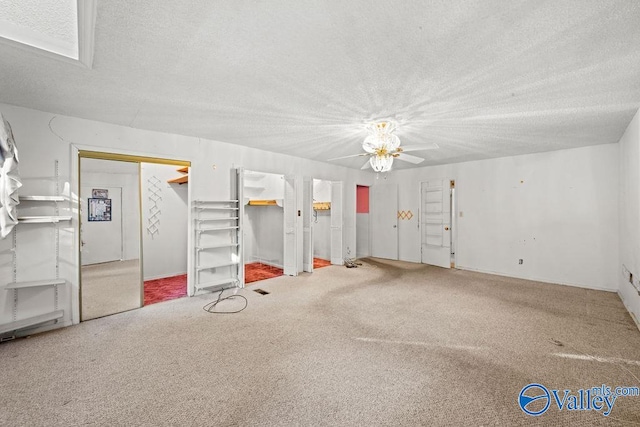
top-left (88, 198), bottom-right (112, 221)
top-left (92, 189), bottom-right (108, 199)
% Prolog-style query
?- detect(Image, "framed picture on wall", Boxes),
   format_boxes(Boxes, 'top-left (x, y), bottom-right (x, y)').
top-left (88, 198), bottom-right (112, 221)
top-left (92, 189), bottom-right (108, 198)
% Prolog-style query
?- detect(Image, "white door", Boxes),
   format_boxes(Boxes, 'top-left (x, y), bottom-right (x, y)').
top-left (421, 179), bottom-right (453, 268)
top-left (283, 175), bottom-right (297, 276)
top-left (81, 186), bottom-right (123, 265)
top-left (371, 184), bottom-right (398, 260)
top-left (330, 181), bottom-right (343, 265)
top-left (302, 177), bottom-right (313, 272)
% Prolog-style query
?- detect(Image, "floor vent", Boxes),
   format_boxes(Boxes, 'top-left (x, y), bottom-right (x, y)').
top-left (253, 288), bottom-right (269, 295)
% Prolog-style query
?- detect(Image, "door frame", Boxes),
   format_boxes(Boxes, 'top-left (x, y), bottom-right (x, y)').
top-left (74, 148), bottom-right (190, 322)
top-left (420, 179), bottom-right (456, 268)
top-left (370, 183), bottom-right (399, 260)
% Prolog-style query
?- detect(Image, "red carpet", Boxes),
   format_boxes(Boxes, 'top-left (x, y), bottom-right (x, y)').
top-left (314, 258), bottom-right (331, 269)
top-left (144, 274), bottom-right (187, 305)
top-left (245, 262), bottom-right (283, 284)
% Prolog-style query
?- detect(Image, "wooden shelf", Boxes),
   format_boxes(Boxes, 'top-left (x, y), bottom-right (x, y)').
top-left (18, 216), bottom-right (72, 224)
top-left (167, 175), bottom-right (188, 184)
top-left (19, 196), bottom-right (65, 202)
top-left (168, 166), bottom-right (189, 184)
top-left (6, 279), bottom-right (65, 290)
top-left (248, 200), bottom-right (278, 206)
top-left (0, 310), bottom-right (64, 335)
top-left (313, 202), bottom-right (331, 210)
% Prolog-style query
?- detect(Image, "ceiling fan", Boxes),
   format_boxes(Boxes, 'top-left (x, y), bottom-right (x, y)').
top-left (327, 121), bottom-right (438, 172)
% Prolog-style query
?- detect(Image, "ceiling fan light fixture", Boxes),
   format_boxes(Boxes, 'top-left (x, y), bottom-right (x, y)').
top-left (363, 121), bottom-right (401, 153)
top-left (370, 154), bottom-right (393, 172)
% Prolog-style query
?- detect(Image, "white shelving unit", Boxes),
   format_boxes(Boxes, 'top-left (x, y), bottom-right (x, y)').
top-left (16, 216), bottom-right (72, 224)
top-left (192, 200), bottom-right (243, 292)
top-left (0, 161), bottom-right (70, 339)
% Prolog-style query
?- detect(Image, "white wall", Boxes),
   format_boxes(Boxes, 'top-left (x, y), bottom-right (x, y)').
top-left (356, 214), bottom-right (370, 258)
top-left (244, 170), bottom-right (284, 202)
top-left (141, 163), bottom-right (189, 280)
top-left (0, 103), bottom-right (375, 331)
top-left (313, 209), bottom-right (331, 260)
top-left (246, 205), bottom-right (284, 267)
top-left (380, 143), bottom-right (619, 291)
top-left (618, 109), bottom-right (640, 327)
top-left (313, 179), bottom-right (331, 202)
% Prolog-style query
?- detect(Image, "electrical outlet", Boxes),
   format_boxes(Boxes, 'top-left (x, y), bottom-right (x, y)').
top-left (519, 259), bottom-right (523, 265)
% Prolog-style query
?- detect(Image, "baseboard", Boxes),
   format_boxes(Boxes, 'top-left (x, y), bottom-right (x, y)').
top-left (144, 271), bottom-right (187, 281)
top-left (618, 290), bottom-right (640, 332)
top-left (455, 265), bottom-right (617, 293)
top-left (14, 319), bottom-right (73, 339)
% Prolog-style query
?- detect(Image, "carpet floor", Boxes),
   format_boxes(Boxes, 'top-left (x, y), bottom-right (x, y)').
top-left (144, 274), bottom-right (187, 306)
top-left (2, 258), bottom-right (640, 426)
top-left (313, 257), bottom-right (331, 269)
top-left (245, 262), bottom-right (284, 284)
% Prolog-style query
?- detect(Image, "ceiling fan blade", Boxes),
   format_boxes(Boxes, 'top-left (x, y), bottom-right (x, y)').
top-left (396, 153), bottom-right (425, 164)
top-left (398, 143), bottom-right (439, 153)
top-left (327, 152), bottom-right (370, 161)
top-left (361, 159), bottom-right (371, 170)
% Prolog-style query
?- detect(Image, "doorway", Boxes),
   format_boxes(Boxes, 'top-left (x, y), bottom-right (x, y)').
top-left (302, 179), bottom-right (343, 272)
top-left (420, 179), bottom-right (455, 268)
top-left (311, 179), bottom-right (332, 269)
top-left (79, 152), bottom-right (190, 321)
top-left (242, 170), bottom-right (286, 284)
top-left (80, 158), bottom-right (141, 320)
top-left (355, 185), bottom-right (370, 258)
top-left (370, 183), bottom-right (398, 260)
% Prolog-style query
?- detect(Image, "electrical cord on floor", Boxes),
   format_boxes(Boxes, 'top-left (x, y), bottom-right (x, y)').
top-left (203, 288), bottom-right (248, 314)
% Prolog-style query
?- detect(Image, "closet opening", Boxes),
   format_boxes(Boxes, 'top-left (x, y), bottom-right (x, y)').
top-left (78, 151), bottom-right (190, 321)
top-left (242, 170), bottom-right (285, 284)
top-left (312, 179), bottom-right (332, 269)
top-left (302, 178), bottom-right (343, 272)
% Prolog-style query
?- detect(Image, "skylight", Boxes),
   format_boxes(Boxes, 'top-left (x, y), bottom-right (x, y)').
top-left (0, 0), bottom-right (95, 67)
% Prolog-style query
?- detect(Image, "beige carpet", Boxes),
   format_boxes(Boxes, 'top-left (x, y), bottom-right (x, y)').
top-left (81, 259), bottom-right (141, 321)
top-left (2, 258), bottom-right (640, 426)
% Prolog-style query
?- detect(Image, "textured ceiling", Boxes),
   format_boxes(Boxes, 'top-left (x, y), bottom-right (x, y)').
top-left (0, 0), bottom-right (78, 58)
top-left (1, 0), bottom-right (640, 170)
